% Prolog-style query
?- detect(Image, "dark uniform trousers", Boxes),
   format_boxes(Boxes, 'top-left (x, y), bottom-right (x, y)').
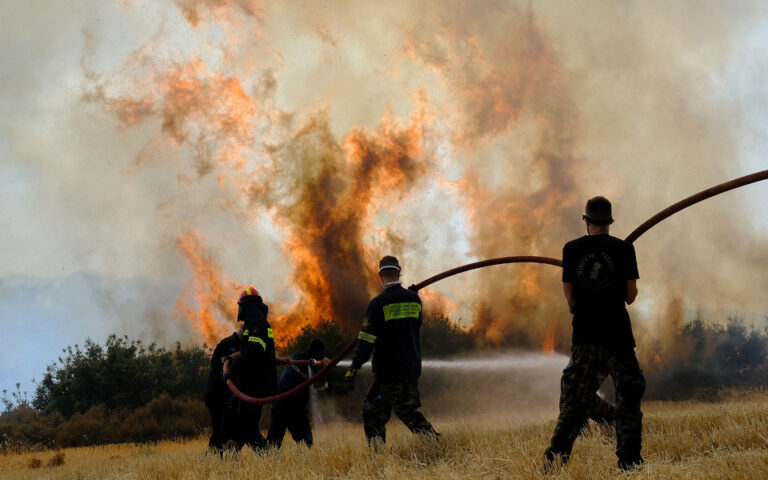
top-left (547, 345), bottom-right (646, 463)
top-left (267, 402), bottom-right (313, 448)
top-left (221, 397), bottom-right (267, 453)
top-left (362, 378), bottom-right (436, 444)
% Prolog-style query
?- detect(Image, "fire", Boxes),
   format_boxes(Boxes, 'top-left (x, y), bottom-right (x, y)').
top-left (252, 103), bottom-right (432, 338)
top-left (92, 3), bottom-right (586, 351)
top-left (541, 325), bottom-right (556, 354)
top-left (176, 231), bottom-right (238, 346)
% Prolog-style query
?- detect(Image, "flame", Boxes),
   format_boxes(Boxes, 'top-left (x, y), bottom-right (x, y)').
top-left (85, 2), bottom-right (741, 356)
top-left (253, 103), bottom-right (432, 339)
top-left (541, 324), bottom-right (556, 354)
top-left (175, 231), bottom-right (239, 346)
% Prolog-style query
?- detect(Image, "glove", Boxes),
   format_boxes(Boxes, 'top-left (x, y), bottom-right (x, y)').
top-left (344, 368), bottom-right (357, 392)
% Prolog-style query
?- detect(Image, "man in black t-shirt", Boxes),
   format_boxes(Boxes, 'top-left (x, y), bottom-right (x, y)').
top-left (345, 255), bottom-right (438, 447)
top-left (544, 197), bottom-right (646, 472)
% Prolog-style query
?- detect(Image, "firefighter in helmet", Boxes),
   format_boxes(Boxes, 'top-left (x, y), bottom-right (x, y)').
top-left (221, 286), bottom-right (278, 453)
top-left (344, 255), bottom-right (438, 447)
top-left (267, 338), bottom-right (330, 448)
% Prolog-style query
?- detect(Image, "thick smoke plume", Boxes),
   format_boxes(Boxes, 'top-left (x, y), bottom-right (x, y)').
top-left (74, 0), bottom-right (768, 362)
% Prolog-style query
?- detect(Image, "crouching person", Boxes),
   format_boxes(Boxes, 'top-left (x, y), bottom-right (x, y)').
top-left (267, 338), bottom-right (330, 448)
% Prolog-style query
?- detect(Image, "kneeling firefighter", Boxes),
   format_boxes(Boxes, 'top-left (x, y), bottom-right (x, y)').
top-left (221, 286), bottom-right (278, 453)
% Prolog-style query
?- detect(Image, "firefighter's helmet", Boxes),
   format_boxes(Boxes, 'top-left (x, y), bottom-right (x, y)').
top-left (238, 286), bottom-right (260, 304)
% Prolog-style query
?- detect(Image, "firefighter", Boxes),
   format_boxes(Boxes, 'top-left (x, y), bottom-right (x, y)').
top-left (203, 329), bottom-right (240, 454)
top-left (344, 255), bottom-right (438, 447)
top-left (221, 286), bottom-right (278, 454)
top-left (266, 338), bottom-right (331, 448)
top-left (543, 197), bottom-right (646, 472)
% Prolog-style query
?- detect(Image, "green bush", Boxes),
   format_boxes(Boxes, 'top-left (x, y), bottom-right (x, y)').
top-left (33, 335), bottom-right (209, 417)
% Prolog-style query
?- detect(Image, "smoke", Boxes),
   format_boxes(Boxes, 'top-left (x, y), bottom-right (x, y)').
top-left (4, 0), bottom-right (768, 361)
top-left (250, 105), bottom-right (433, 334)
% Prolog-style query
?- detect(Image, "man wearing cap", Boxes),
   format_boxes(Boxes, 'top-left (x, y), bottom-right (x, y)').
top-left (221, 286), bottom-right (278, 454)
top-left (267, 338), bottom-right (331, 449)
top-left (543, 196), bottom-right (646, 472)
top-left (345, 256), bottom-right (438, 447)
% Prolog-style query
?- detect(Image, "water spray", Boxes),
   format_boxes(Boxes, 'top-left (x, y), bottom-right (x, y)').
top-left (226, 169), bottom-right (768, 404)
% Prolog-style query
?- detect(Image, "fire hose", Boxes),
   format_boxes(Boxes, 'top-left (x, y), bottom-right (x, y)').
top-left (226, 168), bottom-right (768, 404)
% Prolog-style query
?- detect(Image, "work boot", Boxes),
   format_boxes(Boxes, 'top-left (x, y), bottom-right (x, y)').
top-left (618, 455), bottom-right (644, 472)
top-left (367, 435), bottom-right (385, 453)
top-left (415, 426), bottom-right (441, 440)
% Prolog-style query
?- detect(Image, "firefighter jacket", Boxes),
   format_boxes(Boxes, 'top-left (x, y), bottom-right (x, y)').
top-left (350, 284), bottom-right (423, 381)
top-left (230, 296), bottom-right (278, 397)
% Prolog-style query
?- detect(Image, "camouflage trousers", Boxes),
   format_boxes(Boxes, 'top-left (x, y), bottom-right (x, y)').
top-left (362, 378), bottom-right (436, 445)
top-left (546, 345), bottom-right (646, 463)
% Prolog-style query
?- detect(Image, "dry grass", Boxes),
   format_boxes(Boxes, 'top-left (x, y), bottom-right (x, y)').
top-left (2, 390), bottom-right (767, 479)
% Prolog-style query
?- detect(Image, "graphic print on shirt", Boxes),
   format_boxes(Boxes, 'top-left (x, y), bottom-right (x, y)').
top-left (576, 252), bottom-right (615, 292)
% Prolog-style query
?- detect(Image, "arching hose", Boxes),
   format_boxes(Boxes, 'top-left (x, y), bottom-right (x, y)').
top-left (224, 339), bottom-right (357, 405)
top-left (410, 256), bottom-right (563, 291)
top-left (624, 169), bottom-right (768, 243)
top-left (227, 169), bottom-right (768, 404)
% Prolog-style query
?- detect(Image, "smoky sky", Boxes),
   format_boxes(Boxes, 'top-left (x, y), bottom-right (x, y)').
top-left (2, 0), bottom-right (768, 395)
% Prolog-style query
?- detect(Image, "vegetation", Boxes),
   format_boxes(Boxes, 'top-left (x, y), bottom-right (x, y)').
top-left (1, 335), bottom-right (211, 451)
top-left (2, 316), bottom-right (768, 452)
top-left (280, 314), bottom-right (478, 359)
top-left (2, 389), bottom-right (768, 479)
top-left (32, 335), bottom-right (209, 417)
top-left (646, 316), bottom-right (768, 399)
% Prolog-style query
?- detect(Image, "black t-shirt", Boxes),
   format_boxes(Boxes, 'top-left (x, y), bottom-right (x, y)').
top-left (562, 234), bottom-right (639, 348)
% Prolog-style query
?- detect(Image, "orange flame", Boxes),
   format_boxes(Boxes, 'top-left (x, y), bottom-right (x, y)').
top-left (176, 231), bottom-right (238, 346)
top-left (541, 325), bottom-right (556, 354)
top-left (95, 3), bottom-right (582, 351)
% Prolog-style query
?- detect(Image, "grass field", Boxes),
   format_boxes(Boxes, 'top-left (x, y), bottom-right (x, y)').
top-left (2, 389), bottom-right (767, 479)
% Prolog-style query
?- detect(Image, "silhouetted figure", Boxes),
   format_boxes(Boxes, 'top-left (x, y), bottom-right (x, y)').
top-left (221, 286), bottom-right (277, 454)
top-left (204, 330), bottom-right (240, 454)
top-left (544, 197), bottom-right (646, 472)
top-left (345, 255), bottom-right (438, 447)
top-left (267, 338), bottom-right (330, 448)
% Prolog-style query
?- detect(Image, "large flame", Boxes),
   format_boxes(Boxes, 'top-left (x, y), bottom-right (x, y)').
top-left (82, 1), bottom-right (768, 357)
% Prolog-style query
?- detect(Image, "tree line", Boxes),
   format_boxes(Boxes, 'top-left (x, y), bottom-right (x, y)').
top-left (1, 315), bottom-right (478, 451)
top-left (2, 315), bottom-right (767, 451)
